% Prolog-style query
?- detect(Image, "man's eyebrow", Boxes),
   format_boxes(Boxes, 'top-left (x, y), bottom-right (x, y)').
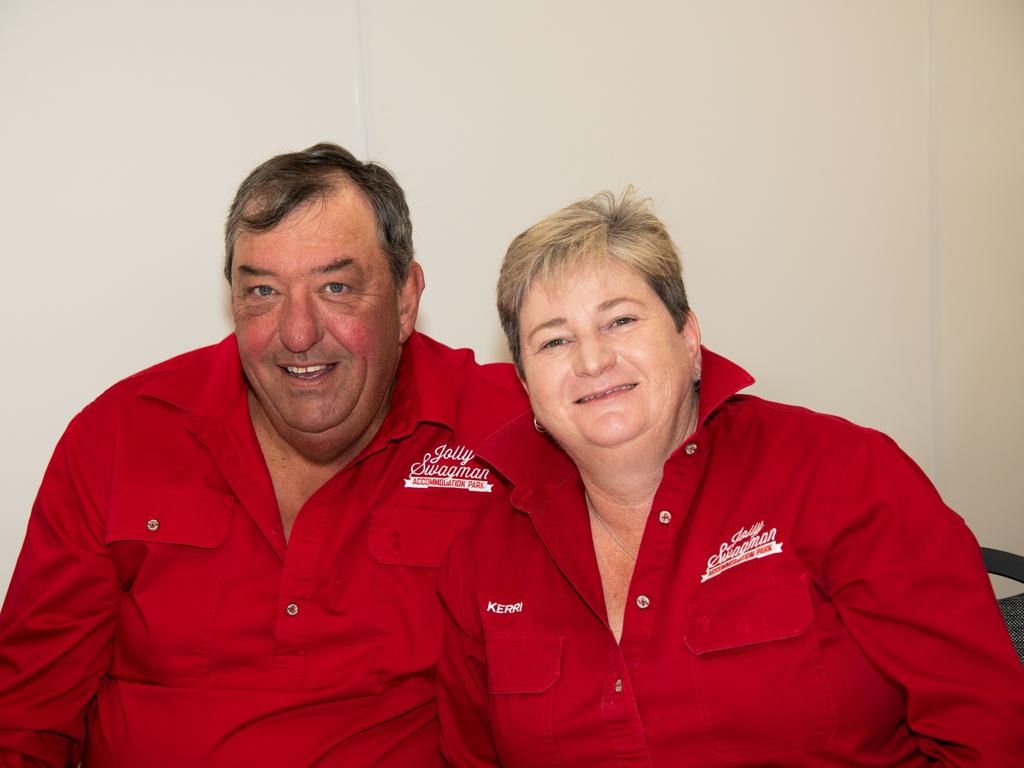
top-left (313, 258), bottom-right (354, 275)
top-left (234, 258), bottom-right (354, 278)
top-left (236, 264), bottom-right (274, 277)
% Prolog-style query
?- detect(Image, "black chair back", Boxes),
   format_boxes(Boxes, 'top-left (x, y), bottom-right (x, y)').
top-left (981, 547), bottom-right (1024, 665)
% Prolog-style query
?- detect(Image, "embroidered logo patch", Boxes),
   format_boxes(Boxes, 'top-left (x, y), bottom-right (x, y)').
top-left (701, 521), bottom-right (783, 582)
top-left (404, 443), bottom-right (493, 493)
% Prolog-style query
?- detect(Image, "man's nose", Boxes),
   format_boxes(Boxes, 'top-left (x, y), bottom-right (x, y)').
top-left (572, 333), bottom-right (615, 377)
top-left (279, 294), bottom-right (322, 353)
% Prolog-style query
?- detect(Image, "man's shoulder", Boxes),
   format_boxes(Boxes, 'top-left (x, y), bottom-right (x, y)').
top-left (410, 332), bottom-right (523, 400)
top-left (409, 332), bottom-right (528, 440)
top-left (411, 332), bottom-right (516, 378)
top-left (88, 336), bottom-right (238, 414)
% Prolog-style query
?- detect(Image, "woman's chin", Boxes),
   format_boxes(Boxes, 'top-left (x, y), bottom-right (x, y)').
top-left (561, 420), bottom-right (645, 454)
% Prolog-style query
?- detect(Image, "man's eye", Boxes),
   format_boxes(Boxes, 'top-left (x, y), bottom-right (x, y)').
top-left (324, 282), bottom-right (348, 294)
top-left (250, 285), bottom-right (274, 297)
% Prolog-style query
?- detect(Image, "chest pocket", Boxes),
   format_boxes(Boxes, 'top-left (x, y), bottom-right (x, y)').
top-left (485, 631), bottom-right (562, 768)
top-left (105, 485), bottom-right (233, 684)
top-left (684, 573), bottom-right (837, 761)
top-left (367, 505), bottom-right (477, 689)
top-left (368, 505), bottom-right (475, 567)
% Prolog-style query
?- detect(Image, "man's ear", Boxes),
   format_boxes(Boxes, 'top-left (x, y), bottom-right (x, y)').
top-left (397, 262), bottom-right (425, 343)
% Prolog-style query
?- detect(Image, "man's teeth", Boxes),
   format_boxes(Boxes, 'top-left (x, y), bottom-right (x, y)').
top-left (578, 384), bottom-right (635, 403)
top-left (287, 365), bottom-right (327, 374)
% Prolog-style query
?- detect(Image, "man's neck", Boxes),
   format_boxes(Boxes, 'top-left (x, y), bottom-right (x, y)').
top-left (247, 390), bottom-right (391, 542)
top-left (247, 389), bottom-right (390, 468)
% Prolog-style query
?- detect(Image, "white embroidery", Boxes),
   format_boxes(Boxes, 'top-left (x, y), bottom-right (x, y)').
top-left (404, 443), bottom-right (493, 493)
top-left (486, 601), bottom-right (524, 614)
top-left (701, 521), bottom-right (784, 582)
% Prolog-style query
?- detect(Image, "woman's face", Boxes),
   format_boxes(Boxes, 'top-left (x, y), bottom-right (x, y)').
top-left (518, 260), bottom-right (701, 458)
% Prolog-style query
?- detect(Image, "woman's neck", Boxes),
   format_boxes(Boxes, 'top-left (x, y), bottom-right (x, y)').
top-left (577, 455), bottom-right (664, 512)
top-left (571, 401), bottom-right (699, 510)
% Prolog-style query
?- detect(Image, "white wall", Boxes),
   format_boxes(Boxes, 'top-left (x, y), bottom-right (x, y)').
top-left (1, 1), bottom-right (1020, 594)
top-left (931, 0), bottom-right (1024, 593)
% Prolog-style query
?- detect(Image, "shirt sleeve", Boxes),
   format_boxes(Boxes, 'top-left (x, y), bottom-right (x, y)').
top-left (825, 430), bottom-right (1024, 766)
top-left (0, 411), bottom-right (120, 767)
top-left (436, 531), bottom-right (500, 767)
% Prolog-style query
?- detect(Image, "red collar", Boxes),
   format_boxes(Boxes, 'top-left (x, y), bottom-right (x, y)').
top-left (477, 346), bottom-right (755, 493)
top-left (370, 331), bottom-right (464, 443)
top-left (135, 332), bottom-right (463, 438)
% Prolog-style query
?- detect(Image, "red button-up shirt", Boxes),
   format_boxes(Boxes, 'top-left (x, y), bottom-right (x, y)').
top-left (437, 348), bottom-right (1024, 767)
top-left (0, 332), bottom-right (527, 767)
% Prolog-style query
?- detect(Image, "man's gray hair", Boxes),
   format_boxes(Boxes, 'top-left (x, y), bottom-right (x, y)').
top-left (224, 142), bottom-right (413, 284)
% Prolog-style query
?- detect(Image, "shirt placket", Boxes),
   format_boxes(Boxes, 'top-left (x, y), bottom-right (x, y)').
top-left (270, 496), bottom-right (330, 689)
top-left (608, 428), bottom-right (713, 765)
top-left (264, 428), bottom-right (418, 691)
top-left (599, 648), bottom-right (653, 767)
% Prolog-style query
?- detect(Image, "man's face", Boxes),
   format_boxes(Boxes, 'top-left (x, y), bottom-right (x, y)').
top-left (231, 185), bottom-right (422, 459)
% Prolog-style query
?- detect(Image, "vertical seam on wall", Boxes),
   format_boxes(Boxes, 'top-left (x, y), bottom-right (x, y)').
top-left (926, 0), bottom-right (943, 489)
top-left (352, 0), bottom-right (374, 158)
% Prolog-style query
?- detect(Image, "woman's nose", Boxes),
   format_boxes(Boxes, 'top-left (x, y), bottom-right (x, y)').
top-left (572, 334), bottom-right (615, 377)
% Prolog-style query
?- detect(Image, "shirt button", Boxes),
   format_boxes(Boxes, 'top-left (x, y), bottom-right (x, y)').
top-left (146, 519), bottom-right (159, 532)
top-left (636, 595), bottom-right (651, 610)
top-left (614, 678), bottom-right (623, 693)
top-left (658, 510), bottom-right (672, 524)
top-left (285, 603), bottom-right (299, 616)
top-left (684, 443), bottom-right (698, 455)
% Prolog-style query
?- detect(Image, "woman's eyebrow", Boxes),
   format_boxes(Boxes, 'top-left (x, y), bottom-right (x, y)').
top-left (597, 296), bottom-right (641, 312)
top-left (526, 316), bottom-right (568, 343)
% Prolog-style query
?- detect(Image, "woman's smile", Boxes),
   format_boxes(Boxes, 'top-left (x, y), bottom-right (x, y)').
top-left (574, 382), bottom-right (637, 404)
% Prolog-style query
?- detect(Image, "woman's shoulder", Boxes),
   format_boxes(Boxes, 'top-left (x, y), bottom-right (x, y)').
top-left (715, 393), bottom-right (886, 457)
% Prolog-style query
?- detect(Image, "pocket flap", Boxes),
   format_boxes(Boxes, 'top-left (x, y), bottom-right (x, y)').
top-left (105, 485), bottom-right (233, 549)
top-left (685, 574), bottom-right (813, 655)
top-left (368, 506), bottom-right (474, 567)
top-left (486, 630), bottom-right (562, 694)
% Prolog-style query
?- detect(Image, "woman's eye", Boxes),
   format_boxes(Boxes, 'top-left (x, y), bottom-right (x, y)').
top-left (611, 316), bottom-right (636, 327)
top-left (251, 285), bottom-right (274, 298)
top-left (540, 338), bottom-right (566, 351)
top-left (324, 282), bottom-right (348, 294)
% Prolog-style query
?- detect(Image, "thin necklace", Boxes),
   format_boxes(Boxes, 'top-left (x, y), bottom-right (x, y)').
top-left (586, 494), bottom-right (638, 561)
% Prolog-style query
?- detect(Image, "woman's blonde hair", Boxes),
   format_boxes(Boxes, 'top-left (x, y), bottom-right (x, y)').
top-left (497, 187), bottom-right (689, 374)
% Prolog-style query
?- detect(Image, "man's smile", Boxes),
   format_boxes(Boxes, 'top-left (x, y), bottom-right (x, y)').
top-left (283, 363), bottom-right (336, 380)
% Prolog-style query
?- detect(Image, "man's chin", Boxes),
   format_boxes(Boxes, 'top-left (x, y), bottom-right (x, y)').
top-left (256, 392), bottom-right (353, 436)
top-left (278, 413), bottom-right (349, 438)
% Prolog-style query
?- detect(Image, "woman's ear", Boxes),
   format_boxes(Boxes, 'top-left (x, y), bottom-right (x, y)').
top-left (682, 310), bottom-right (702, 377)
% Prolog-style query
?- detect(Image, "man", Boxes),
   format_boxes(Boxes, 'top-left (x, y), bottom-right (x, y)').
top-left (0, 143), bottom-right (527, 766)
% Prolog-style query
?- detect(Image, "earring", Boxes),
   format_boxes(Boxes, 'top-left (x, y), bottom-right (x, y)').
top-left (533, 417), bottom-right (547, 434)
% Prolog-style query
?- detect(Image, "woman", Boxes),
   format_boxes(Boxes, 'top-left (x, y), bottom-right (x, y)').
top-left (436, 190), bottom-right (1024, 766)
